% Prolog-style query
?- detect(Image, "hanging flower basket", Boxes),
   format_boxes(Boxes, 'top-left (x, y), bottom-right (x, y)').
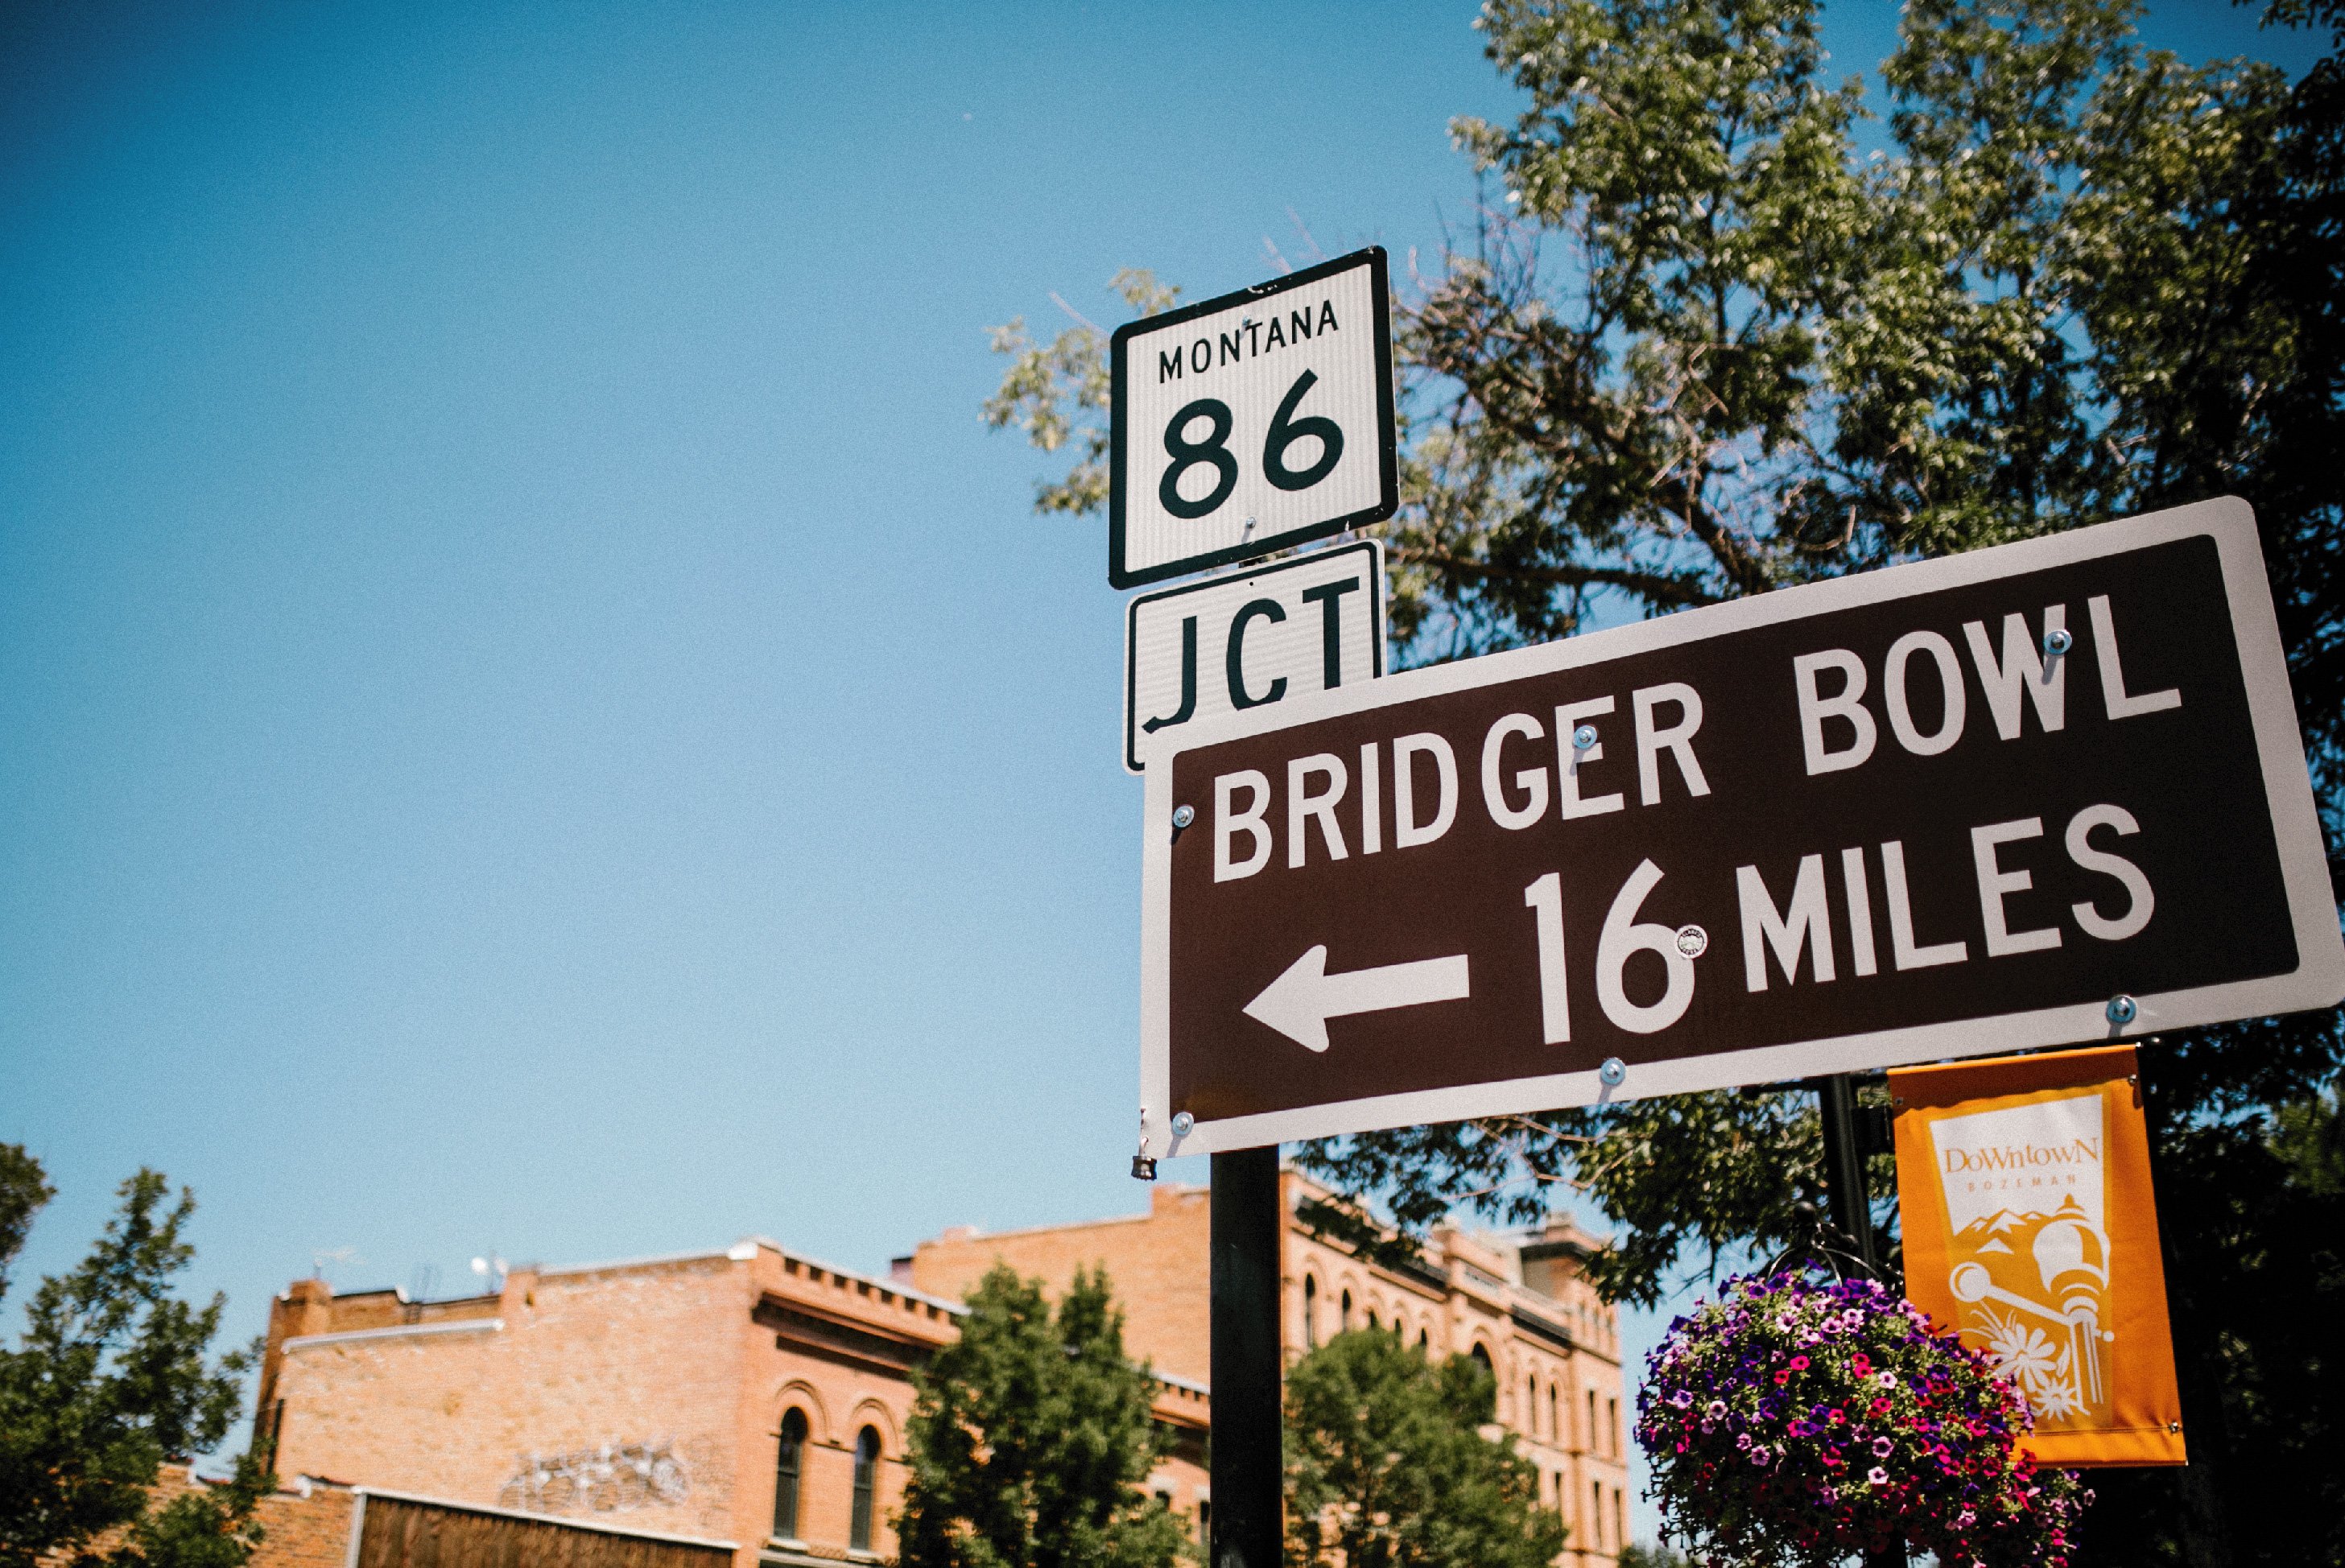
top-left (1636, 1271), bottom-right (2092, 1568)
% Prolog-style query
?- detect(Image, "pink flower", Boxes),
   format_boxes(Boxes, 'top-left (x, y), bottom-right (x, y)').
top-left (1851, 1352), bottom-right (1873, 1376)
top-left (1789, 1355), bottom-right (1810, 1371)
top-left (1867, 1467), bottom-right (1889, 1485)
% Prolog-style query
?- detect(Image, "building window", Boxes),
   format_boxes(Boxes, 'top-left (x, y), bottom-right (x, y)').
top-left (1198, 1500), bottom-right (1211, 1544)
top-left (1613, 1488), bottom-right (1625, 1555)
top-left (1368, 1309), bottom-right (1379, 1331)
top-left (1340, 1289), bottom-right (1352, 1330)
top-left (1527, 1374), bottom-right (1538, 1435)
top-left (1548, 1385), bottom-right (1559, 1443)
top-left (1303, 1274), bottom-right (1318, 1347)
top-left (850, 1426), bottom-right (881, 1551)
top-left (1608, 1396), bottom-right (1620, 1456)
top-left (1470, 1342), bottom-right (1492, 1376)
top-left (1587, 1390), bottom-right (1596, 1453)
top-left (1592, 1481), bottom-right (1604, 1550)
top-left (772, 1408), bottom-right (807, 1540)
top-left (1417, 1327), bottom-right (1428, 1352)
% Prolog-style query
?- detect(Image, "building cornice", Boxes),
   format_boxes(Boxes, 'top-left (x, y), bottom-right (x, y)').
top-left (282, 1318), bottom-right (504, 1353)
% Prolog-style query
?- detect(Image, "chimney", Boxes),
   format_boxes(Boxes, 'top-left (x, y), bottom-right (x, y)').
top-left (283, 1277), bottom-right (335, 1339)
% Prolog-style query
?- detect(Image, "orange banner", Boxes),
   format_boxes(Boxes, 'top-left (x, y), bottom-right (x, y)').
top-left (1890, 1046), bottom-right (2185, 1467)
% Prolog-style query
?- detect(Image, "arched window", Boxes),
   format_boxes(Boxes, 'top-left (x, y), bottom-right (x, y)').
top-left (1548, 1385), bottom-right (1559, 1442)
top-left (1527, 1374), bottom-right (1538, 1434)
top-left (850, 1426), bottom-right (881, 1551)
top-left (1470, 1342), bottom-right (1492, 1372)
top-left (1592, 1481), bottom-right (1604, 1549)
top-left (1417, 1327), bottom-right (1428, 1352)
top-left (1340, 1289), bottom-right (1352, 1330)
top-left (1367, 1309), bottom-right (1379, 1331)
top-left (1303, 1274), bottom-right (1318, 1347)
top-left (772, 1408), bottom-right (807, 1540)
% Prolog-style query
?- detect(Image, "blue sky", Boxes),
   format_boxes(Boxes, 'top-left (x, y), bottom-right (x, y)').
top-left (1, 0), bottom-right (2324, 1541)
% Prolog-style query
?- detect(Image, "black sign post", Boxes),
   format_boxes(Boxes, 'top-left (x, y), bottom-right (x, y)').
top-left (1208, 1146), bottom-right (1283, 1568)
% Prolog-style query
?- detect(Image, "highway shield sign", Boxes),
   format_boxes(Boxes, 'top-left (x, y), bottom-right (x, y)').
top-left (1109, 250), bottom-right (1397, 589)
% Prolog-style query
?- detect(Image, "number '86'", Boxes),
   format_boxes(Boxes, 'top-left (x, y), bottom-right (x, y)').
top-left (1159, 369), bottom-right (1344, 520)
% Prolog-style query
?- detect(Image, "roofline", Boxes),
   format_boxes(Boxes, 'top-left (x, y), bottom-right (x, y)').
top-left (914, 1207), bottom-right (1164, 1248)
top-left (533, 1245), bottom-right (742, 1279)
top-left (352, 1486), bottom-right (737, 1549)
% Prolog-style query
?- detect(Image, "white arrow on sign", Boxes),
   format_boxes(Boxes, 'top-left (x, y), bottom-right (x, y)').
top-left (1245, 945), bottom-right (1472, 1052)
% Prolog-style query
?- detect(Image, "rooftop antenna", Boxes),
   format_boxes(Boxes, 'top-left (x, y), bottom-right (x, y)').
top-left (470, 1254), bottom-right (509, 1292)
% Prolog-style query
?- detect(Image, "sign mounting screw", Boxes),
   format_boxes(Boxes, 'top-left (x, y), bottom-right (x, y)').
top-left (1170, 1111), bottom-right (1195, 1137)
top-left (1172, 804), bottom-right (1196, 831)
top-left (2044, 626), bottom-right (2074, 657)
top-left (1598, 1058), bottom-right (1627, 1087)
top-left (1675, 925), bottom-right (1709, 958)
top-left (1571, 724), bottom-right (1600, 751)
top-left (2107, 993), bottom-right (2139, 1025)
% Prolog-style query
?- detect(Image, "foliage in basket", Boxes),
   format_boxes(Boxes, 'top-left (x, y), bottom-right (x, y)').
top-left (1636, 1272), bottom-right (2092, 1567)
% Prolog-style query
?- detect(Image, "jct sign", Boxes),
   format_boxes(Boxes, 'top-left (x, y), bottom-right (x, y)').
top-left (1137, 498), bottom-right (2343, 1157)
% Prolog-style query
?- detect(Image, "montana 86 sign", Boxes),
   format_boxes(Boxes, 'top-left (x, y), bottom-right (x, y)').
top-left (1109, 250), bottom-right (1397, 588)
top-left (1136, 498), bottom-right (2345, 1158)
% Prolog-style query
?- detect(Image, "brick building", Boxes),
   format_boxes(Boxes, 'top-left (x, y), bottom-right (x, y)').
top-left (254, 1239), bottom-right (1209, 1567)
top-left (909, 1171), bottom-right (1633, 1565)
top-left (253, 1178), bottom-right (1628, 1566)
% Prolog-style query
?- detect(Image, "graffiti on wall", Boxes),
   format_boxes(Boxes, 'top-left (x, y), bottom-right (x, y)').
top-left (499, 1440), bottom-right (691, 1515)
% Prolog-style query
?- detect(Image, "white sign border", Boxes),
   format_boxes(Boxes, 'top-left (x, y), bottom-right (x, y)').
top-left (1121, 538), bottom-right (1387, 774)
top-left (1137, 496), bottom-right (2345, 1157)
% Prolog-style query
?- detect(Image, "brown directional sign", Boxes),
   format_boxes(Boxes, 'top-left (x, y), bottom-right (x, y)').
top-left (1135, 498), bottom-right (2344, 1157)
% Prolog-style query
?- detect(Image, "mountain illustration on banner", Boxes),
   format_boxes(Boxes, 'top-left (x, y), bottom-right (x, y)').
top-left (1928, 1093), bottom-right (2112, 1429)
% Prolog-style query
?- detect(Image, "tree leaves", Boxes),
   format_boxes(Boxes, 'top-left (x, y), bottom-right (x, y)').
top-left (1285, 1330), bottom-right (1567, 1568)
top-left (896, 1265), bottom-right (1188, 1568)
top-left (0, 1156), bottom-right (268, 1568)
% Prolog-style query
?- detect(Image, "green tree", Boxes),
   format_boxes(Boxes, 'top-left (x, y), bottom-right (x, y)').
top-left (987, 2), bottom-right (2345, 1560)
top-left (0, 1150), bottom-right (273, 1568)
top-left (896, 1263), bottom-right (1189, 1568)
top-left (1284, 1330), bottom-right (1566, 1568)
top-left (1616, 1543), bottom-right (1694, 1568)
